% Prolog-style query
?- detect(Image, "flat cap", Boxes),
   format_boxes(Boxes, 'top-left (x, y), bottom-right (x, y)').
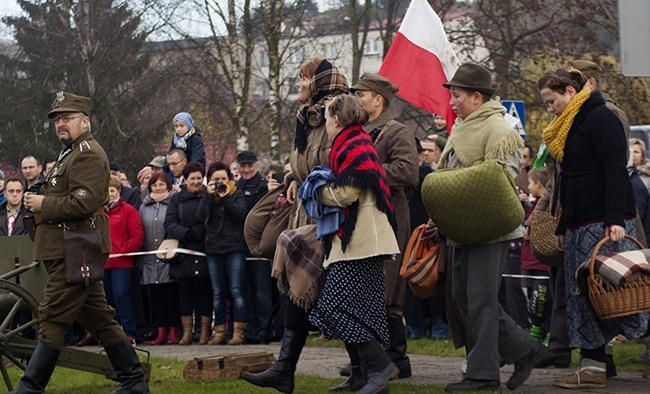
top-left (351, 73), bottom-right (399, 102)
top-left (568, 60), bottom-right (602, 81)
top-left (236, 151), bottom-right (258, 164)
top-left (47, 91), bottom-right (92, 119)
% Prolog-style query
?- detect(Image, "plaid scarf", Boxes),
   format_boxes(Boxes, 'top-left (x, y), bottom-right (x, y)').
top-left (295, 59), bottom-right (349, 154)
top-left (329, 124), bottom-right (396, 253)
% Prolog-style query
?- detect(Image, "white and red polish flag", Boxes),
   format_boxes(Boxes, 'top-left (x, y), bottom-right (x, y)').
top-left (378, 0), bottom-right (461, 134)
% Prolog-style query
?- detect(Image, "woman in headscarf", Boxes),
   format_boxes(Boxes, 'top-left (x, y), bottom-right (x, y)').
top-left (242, 57), bottom-right (348, 393)
top-left (538, 68), bottom-right (649, 389)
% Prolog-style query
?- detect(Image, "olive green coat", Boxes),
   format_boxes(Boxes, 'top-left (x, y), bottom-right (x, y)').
top-left (35, 132), bottom-right (111, 260)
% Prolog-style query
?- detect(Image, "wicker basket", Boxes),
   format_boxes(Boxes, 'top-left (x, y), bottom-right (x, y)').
top-left (587, 235), bottom-right (650, 320)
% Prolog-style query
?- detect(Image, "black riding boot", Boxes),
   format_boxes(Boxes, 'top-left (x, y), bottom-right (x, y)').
top-left (104, 339), bottom-right (150, 394)
top-left (331, 342), bottom-right (366, 391)
top-left (241, 328), bottom-right (308, 393)
top-left (8, 342), bottom-right (60, 393)
top-left (357, 340), bottom-right (398, 394)
top-left (385, 317), bottom-right (411, 379)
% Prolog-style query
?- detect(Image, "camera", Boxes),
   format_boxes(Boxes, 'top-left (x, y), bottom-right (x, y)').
top-left (214, 181), bottom-right (228, 193)
top-left (272, 172), bottom-right (285, 184)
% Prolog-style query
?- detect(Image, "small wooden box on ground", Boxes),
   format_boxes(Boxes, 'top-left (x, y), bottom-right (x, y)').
top-left (183, 352), bottom-right (275, 382)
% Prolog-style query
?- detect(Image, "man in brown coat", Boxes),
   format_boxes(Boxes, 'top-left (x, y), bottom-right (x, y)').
top-left (16, 92), bottom-right (149, 394)
top-left (349, 73), bottom-right (419, 384)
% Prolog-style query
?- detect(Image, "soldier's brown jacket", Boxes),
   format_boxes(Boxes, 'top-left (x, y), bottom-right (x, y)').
top-left (34, 131), bottom-right (111, 260)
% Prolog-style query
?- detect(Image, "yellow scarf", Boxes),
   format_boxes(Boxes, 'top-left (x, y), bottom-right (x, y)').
top-left (212, 180), bottom-right (237, 204)
top-left (542, 87), bottom-right (591, 163)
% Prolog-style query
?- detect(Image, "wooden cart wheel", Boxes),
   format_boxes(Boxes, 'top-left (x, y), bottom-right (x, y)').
top-left (0, 279), bottom-right (40, 391)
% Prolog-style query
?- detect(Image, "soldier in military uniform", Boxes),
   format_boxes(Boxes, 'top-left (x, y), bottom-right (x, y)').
top-left (15, 92), bottom-right (149, 394)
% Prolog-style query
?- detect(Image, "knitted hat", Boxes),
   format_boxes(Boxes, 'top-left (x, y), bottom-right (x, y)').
top-left (47, 91), bottom-right (92, 118)
top-left (443, 63), bottom-right (496, 96)
top-left (173, 112), bottom-right (194, 131)
top-left (568, 60), bottom-right (602, 82)
top-left (351, 73), bottom-right (399, 102)
top-left (137, 166), bottom-right (152, 184)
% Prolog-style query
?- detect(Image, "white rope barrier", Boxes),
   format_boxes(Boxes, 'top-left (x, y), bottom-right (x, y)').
top-left (502, 273), bottom-right (550, 280)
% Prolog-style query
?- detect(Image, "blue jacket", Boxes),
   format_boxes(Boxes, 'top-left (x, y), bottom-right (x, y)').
top-left (299, 166), bottom-right (344, 240)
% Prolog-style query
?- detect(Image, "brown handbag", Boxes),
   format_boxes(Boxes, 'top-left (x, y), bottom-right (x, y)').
top-left (399, 223), bottom-right (445, 298)
top-left (63, 227), bottom-right (104, 286)
top-left (529, 207), bottom-right (564, 267)
top-left (244, 182), bottom-right (293, 259)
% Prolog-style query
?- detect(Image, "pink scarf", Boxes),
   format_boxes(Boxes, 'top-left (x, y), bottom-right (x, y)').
top-left (150, 191), bottom-right (170, 203)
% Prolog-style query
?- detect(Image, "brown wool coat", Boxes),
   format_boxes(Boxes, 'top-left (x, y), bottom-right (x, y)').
top-left (366, 109), bottom-right (419, 308)
top-left (289, 119), bottom-right (331, 230)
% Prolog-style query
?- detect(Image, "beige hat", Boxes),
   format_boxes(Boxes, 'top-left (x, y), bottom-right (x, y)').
top-left (568, 60), bottom-right (602, 81)
top-left (148, 156), bottom-right (165, 168)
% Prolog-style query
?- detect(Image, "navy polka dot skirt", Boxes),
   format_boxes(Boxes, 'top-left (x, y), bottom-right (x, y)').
top-left (308, 256), bottom-right (390, 346)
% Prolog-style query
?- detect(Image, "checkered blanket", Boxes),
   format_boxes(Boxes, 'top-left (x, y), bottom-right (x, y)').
top-left (272, 224), bottom-right (325, 311)
top-left (582, 249), bottom-right (650, 286)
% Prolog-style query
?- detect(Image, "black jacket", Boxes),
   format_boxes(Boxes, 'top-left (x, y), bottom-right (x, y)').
top-left (199, 189), bottom-right (248, 255)
top-left (164, 186), bottom-right (208, 278)
top-left (236, 172), bottom-right (268, 213)
top-left (557, 91), bottom-right (636, 234)
top-left (0, 202), bottom-right (28, 236)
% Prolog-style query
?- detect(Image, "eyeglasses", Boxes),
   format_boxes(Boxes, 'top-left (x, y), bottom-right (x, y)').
top-left (167, 159), bottom-right (186, 167)
top-left (50, 115), bottom-right (82, 124)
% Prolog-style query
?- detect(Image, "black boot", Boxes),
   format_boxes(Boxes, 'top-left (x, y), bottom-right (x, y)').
top-left (330, 365), bottom-right (365, 391)
top-left (385, 317), bottom-right (411, 379)
top-left (8, 342), bottom-right (60, 393)
top-left (357, 340), bottom-right (398, 394)
top-left (104, 339), bottom-right (150, 394)
top-left (241, 329), bottom-right (308, 393)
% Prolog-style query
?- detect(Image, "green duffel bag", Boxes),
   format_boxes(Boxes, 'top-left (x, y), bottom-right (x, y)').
top-left (422, 159), bottom-right (524, 245)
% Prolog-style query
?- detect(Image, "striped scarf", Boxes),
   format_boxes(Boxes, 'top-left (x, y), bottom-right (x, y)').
top-left (542, 87), bottom-right (591, 163)
top-left (295, 59), bottom-right (349, 154)
top-left (329, 124), bottom-right (396, 253)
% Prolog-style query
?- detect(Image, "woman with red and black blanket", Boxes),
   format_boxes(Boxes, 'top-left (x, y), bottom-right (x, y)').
top-left (309, 94), bottom-right (401, 394)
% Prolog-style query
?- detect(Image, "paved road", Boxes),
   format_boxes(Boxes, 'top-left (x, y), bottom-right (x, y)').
top-left (84, 342), bottom-right (649, 393)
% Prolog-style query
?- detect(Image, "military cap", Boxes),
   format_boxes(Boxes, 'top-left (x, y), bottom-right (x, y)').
top-left (47, 91), bottom-right (92, 119)
top-left (443, 63), bottom-right (496, 96)
top-left (351, 73), bottom-right (399, 102)
top-left (568, 60), bottom-right (602, 81)
top-left (148, 156), bottom-right (165, 168)
top-left (236, 151), bottom-right (258, 164)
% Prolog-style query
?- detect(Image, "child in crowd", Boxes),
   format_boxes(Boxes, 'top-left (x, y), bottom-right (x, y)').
top-left (166, 112), bottom-right (206, 167)
top-left (521, 170), bottom-right (552, 344)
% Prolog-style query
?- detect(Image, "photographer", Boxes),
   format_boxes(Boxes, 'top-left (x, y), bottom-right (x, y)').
top-left (265, 164), bottom-right (285, 192)
top-left (199, 161), bottom-right (249, 345)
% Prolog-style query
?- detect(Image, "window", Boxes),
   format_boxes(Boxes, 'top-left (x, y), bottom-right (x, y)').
top-left (290, 46), bottom-right (305, 64)
top-left (321, 42), bottom-right (340, 59)
top-left (365, 38), bottom-right (380, 55)
top-left (259, 50), bottom-right (269, 67)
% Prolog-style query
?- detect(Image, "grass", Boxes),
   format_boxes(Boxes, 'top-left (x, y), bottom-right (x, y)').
top-left (2, 337), bottom-right (647, 393)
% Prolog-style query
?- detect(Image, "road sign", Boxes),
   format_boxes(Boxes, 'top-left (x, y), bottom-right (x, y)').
top-left (501, 100), bottom-right (526, 138)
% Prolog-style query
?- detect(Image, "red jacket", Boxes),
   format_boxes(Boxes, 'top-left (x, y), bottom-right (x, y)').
top-left (105, 198), bottom-right (144, 269)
